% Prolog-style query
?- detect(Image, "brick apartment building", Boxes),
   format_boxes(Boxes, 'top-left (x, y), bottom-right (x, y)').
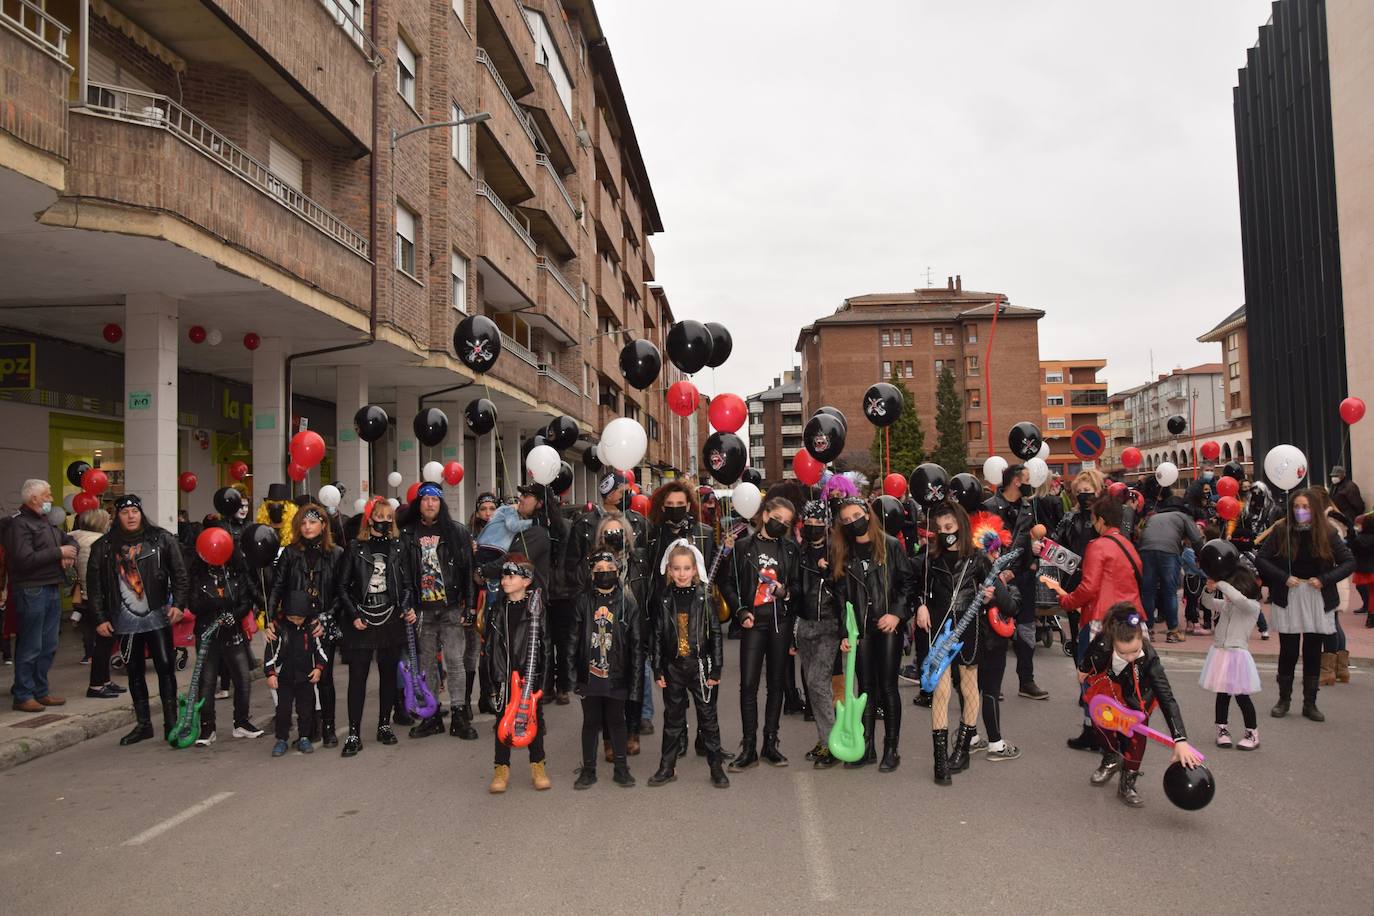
top-left (1116, 364), bottom-right (1245, 476)
top-left (0, 0), bottom-right (698, 526)
top-left (746, 369), bottom-right (802, 483)
top-left (795, 277), bottom-right (1044, 472)
top-left (1039, 358), bottom-right (1109, 477)
top-left (1197, 305), bottom-right (1254, 471)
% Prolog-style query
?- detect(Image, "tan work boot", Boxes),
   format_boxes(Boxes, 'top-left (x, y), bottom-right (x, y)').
top-left (1319, 652), bottom-right (1337, 687)
top-left (531, 760), bottom-right (552, 790)
top-left (604, 738), bottom-right (614, 763)
top-left (489, 764), bottom-right (510, 794)
top-left (1334, 650), bottom-right (1350, 684)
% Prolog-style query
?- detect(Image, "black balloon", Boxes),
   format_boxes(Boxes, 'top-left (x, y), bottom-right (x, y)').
top-left (353, 405), bottom-right (389, 443)
top-left (908, 462), bottom-right (950, 508)
top-left (1222, 460), bottom-right (1244, 481)
top-left (804, 413), bottom-right (846, 463)
top-left (619, 339), bottom-right (662, 391)
top-left (1163, 762), bottom-right (1215, 811)
top-left (874, 495), bottom-right (905, 535)
top-left (66, 460), bottom-right (91, 487)
top-left (412, 408), bottom-right (448, 448)
top-left (463, 398), bottom-right (497, 435)
top-left (241, 523), bottom-right (280, 569)
top-left (212, 486), bottom-right (243, 517)
top-left (666, 320), bottom-right (714, 374)
top-left (704, 322), bottom-right (733, 368)
top-left (949, 472), bottom-right (984, 513)
top-left (582, 446), bottom-right (603, 473)
top-left (1167, 414), bottom-right (1187, 435)
top-left (702, 431), bottom-right (746, 485)
top-left (741, 467), bottom-right (763, 487)
top-left (552, 460), bottom-right (574, 495)
top-left (1008, 422), bottom-right (1043, 461)
top-left (1198, 538), bottom-right (1239, 581)
top-left (546, 415), bottom-right (579, 451)
top-left (521, 434), bottom-right (548, 460)
top-left (862, 383), bottom-right (903, 428)
top-left (453, 314), bottom-right (501, 374)
top-left (815, 406), bottom-right (848, 434)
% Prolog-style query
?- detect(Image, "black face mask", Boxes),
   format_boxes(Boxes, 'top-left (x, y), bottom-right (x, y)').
top-left (592, 571), bottom-right (619, 590)
top-left (1077, 492), bottom-right (1093, 509)
top-left (764, 518), bottom-right (789, 539)
top-left (602, 529), bottom-right (624, 550)
top-left (267, 504), bottom-right (284, 524)
top-left (941, 532), bottom-right (959, 550)
top-left (663, 505), bottom-right (688, 524)
top-left (803, 525), bottom-right (827, 544)
top-left (370, 522), bottom-right (390, 538)
top-left (845, 517), bottom-right (870, 539)
top-left (1019, 483), bottom-right (1034, 498)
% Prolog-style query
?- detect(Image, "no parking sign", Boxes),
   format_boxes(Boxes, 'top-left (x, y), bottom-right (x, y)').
top-left (1071, 425), bottom-right (1105, 461)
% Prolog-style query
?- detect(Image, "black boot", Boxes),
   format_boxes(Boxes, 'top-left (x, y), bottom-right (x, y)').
top-left (709, 755), bottom-right (730, 788)
top-left (478, 695), bottom-right (496, 716)
top-left (912, 690), bottom-right (933, 708)
top-left (161, 702), bottom-right (178, 742)
top-left (391, 700), bottom-right (414, 728)
top-left (729, 737), bottom-right (759, 771)
top-left (341, 727), bottom-right (361, 757)
top-left (574, 763), bottom-right (598, 790)
top-left (612, 757), bottom-right (635, 787)
top-left (843, 737), bottom-right (877, 769)
top-left (450, 705), bottom-right (478, 740)
top-left (120, 701), bottom-right (154, 746)
top-left (1271, 676), bottom-right (1293, 718)
top-left (932, 731), bottom-right (952, 785)
top-left (322, 719), bottom-right (339, 748)
top-left (695, 733), bottom-right (708, 757)
top-left (1066, 724), bottom-right (1098, 751)
top-left (1117, 768), bottom-right (1144, 808)
top-left (947, 723), bottom-right (975, 773)
top-left (1301, 677), bottom-right (1325, 722)
top-left (677, 731), bottom-right (689, 759)
top-left (784, 688), bottom-right (805, 715)
top-left (879, 738), bottom-right (900, 772)
top-left (761, 733), bottom-right (788, 767)
top-left (647, 762), bottom-right (677, 787)
top-left (377, 721), bottom-right (398, 745)
top-left (409, 711), bottom-right (444, 739)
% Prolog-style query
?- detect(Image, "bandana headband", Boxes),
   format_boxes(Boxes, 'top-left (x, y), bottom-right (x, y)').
top-left (838, 497), bottom-right (868, 511)
top-left (300, 507), bottom-right (326, 523)
top-left (589, 550), bottom-right (620, 570)
top-left (417, 483), bottom-right (443, 500)
top-left (114, 494), bottom-right (142, 512)
top-left (501, 561), bottom-right (534, 578)
top-left (659, 537), bottom-right (706, 576)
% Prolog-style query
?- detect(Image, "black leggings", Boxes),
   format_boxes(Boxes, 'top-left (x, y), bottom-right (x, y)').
top-left (317, 642), bottom-right (338, 726)
top-left (1277, 631), bottom-right (1324, 681)
top-left (738, 620), bottom-right (790, 741)
top-left (1215, 693), bottom-right (1257, 729)
top-left (344, 645), bottom-right (399, 732)
top-left (124, 626), bottom-right (177, 726)
top-left (581, 695), bottom-right (627, 765)
top-left (858, 629), bottom-right (903, 744)
top-left (81, 611), bottom-right (113, 688)
top-left (196, 638), bottom-right (253, 732)
top-left (979, 635), bottom-right (1008, 743)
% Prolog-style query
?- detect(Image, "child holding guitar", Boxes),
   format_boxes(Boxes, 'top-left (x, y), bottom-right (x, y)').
top-left (483, 556), bottom-right (554, 794)
top-left (265, 590), bottom-right (328, 757)
top-left (1077, 603), bottom-right (1204, 807)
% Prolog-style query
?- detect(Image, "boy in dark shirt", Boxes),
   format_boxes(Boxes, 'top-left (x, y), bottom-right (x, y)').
top-left (265, 590), bottom-right (327, 757)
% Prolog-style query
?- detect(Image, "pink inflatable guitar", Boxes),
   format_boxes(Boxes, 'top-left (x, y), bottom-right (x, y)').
top-left (1088, 694), bottom-right (1205, 761)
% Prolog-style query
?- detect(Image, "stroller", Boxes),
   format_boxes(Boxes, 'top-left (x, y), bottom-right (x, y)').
top-left (1033, 566), bottom-right (1074, 656)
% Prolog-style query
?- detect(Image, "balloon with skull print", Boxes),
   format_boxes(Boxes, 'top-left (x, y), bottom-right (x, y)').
top-left (862, 383), bottom-right (903, 428)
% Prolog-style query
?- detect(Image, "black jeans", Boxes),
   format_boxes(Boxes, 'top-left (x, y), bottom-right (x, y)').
top-left (274, 679), bottom-right (316, 741)
top-left (738, 618), bottom-right (790, 741)
top-left (979, 635), bottom-right (1008, 743)
top-left (549, 598), bottom-right (575, 693)
top-left (1013, 569), bottom-right (1037, 685)
top-left (858, 629), bottom-right (902, 745)
top-left (1277, 631), bottom-right (1324, 681)
top-left (661, 657), bottom-right (722, 766)
top-left (494, 700), bottom-right (546, 765)
top-left (196, 638), bottom-right (253, 733)
top-left (123, 626), bottom-right (177, 728)
top-left (317, 641), bottom-right (338, 726)
top-left (79, 609), bottom-right (112, 688)
top-left (581, 694), bottom-right (627, 765)
top-left (344, 645), bottom-right (399, 732)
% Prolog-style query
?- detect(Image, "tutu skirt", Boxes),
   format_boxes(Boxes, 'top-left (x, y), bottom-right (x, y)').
top-left (1200, 646), bottom-right (1261, 695)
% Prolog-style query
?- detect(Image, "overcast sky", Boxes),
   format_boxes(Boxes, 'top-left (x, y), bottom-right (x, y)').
top-left (597, 0), bottom-right (1275, 400)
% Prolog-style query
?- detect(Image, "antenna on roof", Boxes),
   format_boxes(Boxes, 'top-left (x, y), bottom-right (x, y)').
top-left (923, 266), bottom-right (935, 288)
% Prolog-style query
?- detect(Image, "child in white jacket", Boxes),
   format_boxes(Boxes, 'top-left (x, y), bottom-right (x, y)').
top-left (1200, 563), bottom-right (1263, 750)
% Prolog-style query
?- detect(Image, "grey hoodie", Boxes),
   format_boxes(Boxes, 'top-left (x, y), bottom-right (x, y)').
top-left (1136, 503), bottom-right (1203, 556)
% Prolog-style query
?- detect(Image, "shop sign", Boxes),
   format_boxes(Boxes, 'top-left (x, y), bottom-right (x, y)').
top-left (0, 343), bottom-right (36, 389)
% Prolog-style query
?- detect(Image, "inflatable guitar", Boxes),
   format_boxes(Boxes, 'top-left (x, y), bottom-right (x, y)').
top-left (921, 549), bottom-right (1021, 693)
top-left (1088, 693), bottom-right (1205, 761)
top-left (496, 589), bottom-right (544, 748)
top-left (168, 612), bottom-right (235, 748)
top-left (399, 617), bottom-right (438, 719)
top-left (705, 521), bottom-right (748, 623)
top-left (827, 602), bottom-right (868, 763)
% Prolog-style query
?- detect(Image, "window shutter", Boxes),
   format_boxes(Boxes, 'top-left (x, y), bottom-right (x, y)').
top-left (268, 138), bottom-right (304, 191)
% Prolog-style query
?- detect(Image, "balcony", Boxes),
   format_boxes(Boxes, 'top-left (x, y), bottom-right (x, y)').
top-left (535, 256), bottom-right (579, 343)
top-left (1069, 390), bottom-right (1110, 408)
top-left (643, 237), bottom-right (655, 280)
top-left (475, 48), bottom-right (537, 205)
top-left (0, 8), bottom-right (71, 171)
top-left (621, 183), bottom-right (643, 246)
top-left (475, 180), bottom-right (538, 307)
top-left (594, 258), bottom-right (625, 322)
top-left (484, 327), bottom-right (540, 396)
top-left (524, 76), bottom-right (576, 174)
top-left (520, 153), bottom-right (577, 257)
top-left (595, 181), bottom-right (621, 253)
top-left (474, 0), bottom-right (535, 98)
top-left (593, 108), bottom-right (622, 190)
top-left (537, 363), bottom-right (584, 418)
top-left (68, 83), bottom-right (370, 308)
top-left (780, 425), bottom-right (803, 436)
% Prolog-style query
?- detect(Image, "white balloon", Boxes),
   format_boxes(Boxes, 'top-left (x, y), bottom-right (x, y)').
top-left (1037, 441), bottom-right (1051, 461)
top-left (983, 455), bottom-right (1008, 486)
top-left (525, 445), bottom-right (561, 485)
top-left (1263, 444), bottom-right (1308, 492)
top-left (731, 482), bottom-right (762, 518)
top-left (1155, 462), bottom-right (1179, 488)
top-left (1025, 457), bottom-right (1050, 488)
top-left (387, 471), bottom-right (403, 489)
top-left (422, 461), bottom-right (445, 484)
top-left (353, 498), bottom-right (368, 514)
top-left (387, 498), bottom-right (399, 509)
top-left (601, 417), bottom-right (647, 471)
top-left (206, 328), bottom-right (223, 346)
top-left (317, 484), bottom-right (341, 509)
top-left (595, 440), bottom-right (609, 467)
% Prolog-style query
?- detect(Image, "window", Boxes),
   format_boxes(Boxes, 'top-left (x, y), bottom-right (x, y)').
top-left (451, 0), bottom-right (465, 24)
top-left (395, 203), bottom-right (417, 275)
top-left (1044, 370), bottom-right (1063, 384)
top-left (881, 330), bottom-right (890, 347)
top-left (967, 421), bottom-right (982, 441)
top-left (450, 250), bottom-right (468, 312)
top-left (647, 416), bottom-right (660, 441)
top-left (1227, 332), bottom-right (1239, 353)
top-left (580, 280), bottom-right (589, 315)
top-left (1047, 417), bottom-right (1067, 430)
top-left (578, 197), bottom-right (587, 227)
top-left (397, 37), bottom-right (417, 107)
top-left (934, 326), bottom-right (955, 346)
top-left (451, 102), bottom-right (471, 172)
top-left (966, 389), bottom-right (981, 408)
top-left (751, 436), bottom-right (764, 448)
top-left (522, 7), bottom-right (573, 117)
top-left (1230, 391), bottom-right (1241, 410)
top-left (902, 361), bottom-right (914, 378)
top-left (268, 137), bottom-right (303, 192)
top-left (965, 356), bottom-right (979, 377)
top-left (322, 0), bottom-right (365, 47)
top-left (1046, 395), bottom-right (1064, 407)
top-left (1228, 362), bottom-right (1240, 379)
top-left (903, 329), bottom-right (912, 346)
top-left (882, 360), bottom-right (892, 377)
top-left (934, 359), bottom-right (948, 376)
top-left (966, 325), bottom-right (978, 344)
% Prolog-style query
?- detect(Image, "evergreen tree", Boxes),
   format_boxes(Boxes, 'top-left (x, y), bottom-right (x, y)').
top-left (931, 367), bottom-right (968, 474)
top-left (869, 371), bottom-right (925, 479)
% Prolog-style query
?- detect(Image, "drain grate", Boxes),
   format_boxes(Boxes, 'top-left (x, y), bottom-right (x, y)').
top-left (11, 713), bottom-right (69, 729)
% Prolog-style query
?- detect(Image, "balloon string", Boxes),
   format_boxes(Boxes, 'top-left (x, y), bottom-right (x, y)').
top-left (885, 427), bottom-right (890, 478)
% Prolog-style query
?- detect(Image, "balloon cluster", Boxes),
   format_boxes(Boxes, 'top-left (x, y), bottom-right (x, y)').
top-left (287, 430), bottom-right (326, 482)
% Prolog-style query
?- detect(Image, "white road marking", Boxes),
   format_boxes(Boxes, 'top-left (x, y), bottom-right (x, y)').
top-left (793, 774), bottom-right (836, 901)
top-left (121, 792), bottom-right (234, 847)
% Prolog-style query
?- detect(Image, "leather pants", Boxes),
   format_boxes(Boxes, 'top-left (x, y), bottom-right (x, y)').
top-left (858, 629), bottom-right (902, 744)
top-left (124, 626), bottom-right (177, 730)
top-left (738, 619), bottom-right (789, 742)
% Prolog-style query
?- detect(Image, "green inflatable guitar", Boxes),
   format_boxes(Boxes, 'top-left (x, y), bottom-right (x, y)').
top-left (168, 612), bottom-right (235, 749)
top-left (827, 602), bottom-right (868, 762)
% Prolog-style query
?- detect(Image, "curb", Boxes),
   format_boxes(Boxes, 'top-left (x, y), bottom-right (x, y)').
top-left (0, 700), bottom-right (158, 773)
top-left (1151, 647), bottom-right (1374, 667)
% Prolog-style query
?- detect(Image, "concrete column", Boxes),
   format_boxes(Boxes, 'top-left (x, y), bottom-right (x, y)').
top-left (394, 387), bottom-right (422, 487)
top-left (497, 421), bottom-right (523, 497)
top-left (474, 432), bottom-right (497, 501)
top-left (184, 428), bottom-right (215, 520)
top-left (123, 293), bottom-right (179, 530)
top-left (335, 365), bottom-right (370, 505)
top-left (251, 336), bottom-right (288, 499)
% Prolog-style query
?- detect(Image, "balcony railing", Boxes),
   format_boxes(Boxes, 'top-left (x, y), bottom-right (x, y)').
top-left (537, 256), bottom-right (576, 300)
top-left (780, 425), bottom-right (803, 436)
top-left (79, 82), bottom-right (369, 257)
top-left (476, 180), bottom-right (536, 252)
top-left (1069, 390), bottom-right (1110, 407)
top-left (535, 153), bottom-right (576, 215)
top-left (2, 0), bottom-right (70, 61)
top-left (317, 0), bottom-right (379, 62)
top-left (476, 48), bottom-right (537, 146)
top-left (499, 331), bottom-right (539, 367)
top-left (538, 363), bottom-right (580, 395)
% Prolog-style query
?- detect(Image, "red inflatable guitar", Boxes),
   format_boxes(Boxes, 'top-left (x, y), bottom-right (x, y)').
top-left (1084, 674), bottom-right (1206, 761)
top-left (496, 590), bottom-right (544, 748)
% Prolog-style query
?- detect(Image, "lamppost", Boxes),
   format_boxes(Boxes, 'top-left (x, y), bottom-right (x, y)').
top-left (390, 112), bottom-right (491, 151)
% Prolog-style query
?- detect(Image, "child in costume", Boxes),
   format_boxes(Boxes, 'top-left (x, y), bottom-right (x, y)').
top-left (482, 556), bottom-right (554, 793)
top-left (1200, 562), bottom-right (1263, 749)
top-left (264, 590), bottom-right (327, 757)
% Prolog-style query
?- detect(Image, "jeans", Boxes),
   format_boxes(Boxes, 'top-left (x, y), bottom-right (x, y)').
top-left (795, 617), bottom-right (840, 742)
top-left (417, 606), bottom-right (467, 709)
top-left (1140, 550), bottom-right (1181, 631)
top-left (14, 585), bottom-right (61, 702)
top-left (196, 638), bottom-right (253, 732)
top-left (1013, 621), bottom-right (1037, 686)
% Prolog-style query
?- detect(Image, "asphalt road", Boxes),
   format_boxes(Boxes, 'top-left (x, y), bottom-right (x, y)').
top-left (1, 648), bottom-right (1369, 915)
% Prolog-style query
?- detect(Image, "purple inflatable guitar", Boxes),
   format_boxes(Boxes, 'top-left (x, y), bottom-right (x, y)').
top-left (400, 617), bottom-right (438, 719)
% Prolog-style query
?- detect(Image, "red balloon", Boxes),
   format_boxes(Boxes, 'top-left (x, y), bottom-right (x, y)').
top-left (629, 493), bottom-right (650, 516)
top-left (708, 393), bottom-right (747, 434)
top-left (1340, 396), bottom-right (1366, 425)
top-left (243, 332), bottom-right (261, 351)
top-left (228, 460), bottom-right (249, 481)
top-left (1216, 495), bottom-right (1241, 521)
top-left (1215, 475), bottom-right (1239, 499)
top-left (72, 492), bottom-right (99, 514)
top-left (883, 473), bottom-right (907, 499)
top-left (624, 469), bottom-right (636, 487)
top-left (667, 380), bottom-right (699, 418)
top-left (178, 471), bottom-right (198, 493)
top-left (188, 325), bottom-right (207, 344)
top-left (406, 482), bottom-right (421, 504)
top-left (195, 526), bottom-right (234, 566)
top-left (287, 462), bottom-right (307, 482)
top-left (289, 430), bottom-right (326, 468)
top-left (81, 468), bottom-right (109, 495)
top-left (443, 461), bottom-right (464, 486)
top-left (793, 448), bottom-right (823, 486)
top-left (102, 323), bottom-right (123, 343)
top-left (1108, 481), bottom-right (1128, 500)
top-left (1121, 447), bottom-right (1142, 469)
top-left (630, 484), bottom-right (641, 495)
top-left (1200, 441), bottom-right (1220, 462)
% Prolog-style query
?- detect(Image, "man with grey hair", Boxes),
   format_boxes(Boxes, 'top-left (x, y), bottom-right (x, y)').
top-left (4, 479), bottom-right (77, 712)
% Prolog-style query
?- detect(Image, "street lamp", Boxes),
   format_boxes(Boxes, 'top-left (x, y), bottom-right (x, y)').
top-left (390, 111), bottom-right (491, 150)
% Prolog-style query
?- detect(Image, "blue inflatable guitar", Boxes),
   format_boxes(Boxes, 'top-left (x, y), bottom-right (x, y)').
top-left (920, 549), bottom-right (1021, 693)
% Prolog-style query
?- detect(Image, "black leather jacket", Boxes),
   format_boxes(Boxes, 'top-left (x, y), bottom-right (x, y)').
top-left (924, 549), bottom-right (1017, 663)
top-left (336, 536), bottom-right (414, 626)
top-left (1255, 525), bottom-right (1356, 611)
top-left (645, 520), bottom-right (718, 610)
top-left (795, 540), bottom-right (839, 623)
top-left (721, 531), bottom-right (803, 624)
top-left (561, 504), bottom-right (649, 596)
top-left (832, 534), bottom-right (915, 636)
top-left (482, 592), bottom-right (555, 715)
top-left (1078, 636), bottom-right (1188, 742)
top-left (268, 540), bottom-right (343, 625)
top-left (400, 513), bottom-right (474, 611)
top-left (187, 558), bottom-right (260, 645)
top-left (649, 583), bottom-right (724, 681)
top-left (1052, 507), bottom-right (1098, 591)
top-left (88, 525), bottom-right (189, 628)
top-left (982, 492), bottom-right (1034, 573)
top-left (565, 585), bottom-right (644, 703)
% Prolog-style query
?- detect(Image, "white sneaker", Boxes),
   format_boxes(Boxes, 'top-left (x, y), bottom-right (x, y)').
top-left (194, 731), bottom-right (217, 747)
top-left (968, 734), bottom-right (988, 754)
top-left (214, 689), bottom-right (230, 700)
top-left (233, 721), bottom-right (264, 739)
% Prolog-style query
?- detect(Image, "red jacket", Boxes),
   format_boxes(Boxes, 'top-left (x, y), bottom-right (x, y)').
top-left (1058, 527), bottom-right (1142, 624)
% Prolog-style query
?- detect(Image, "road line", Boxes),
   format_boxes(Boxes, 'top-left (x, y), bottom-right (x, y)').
top-left (793, 774), bottom-right (836, 901)
top-left (121, 792), bottom-right (234, 847)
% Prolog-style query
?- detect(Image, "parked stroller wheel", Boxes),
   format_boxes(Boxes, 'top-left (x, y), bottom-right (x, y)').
top-left (1039, 628), bottom-right (1053, 648)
